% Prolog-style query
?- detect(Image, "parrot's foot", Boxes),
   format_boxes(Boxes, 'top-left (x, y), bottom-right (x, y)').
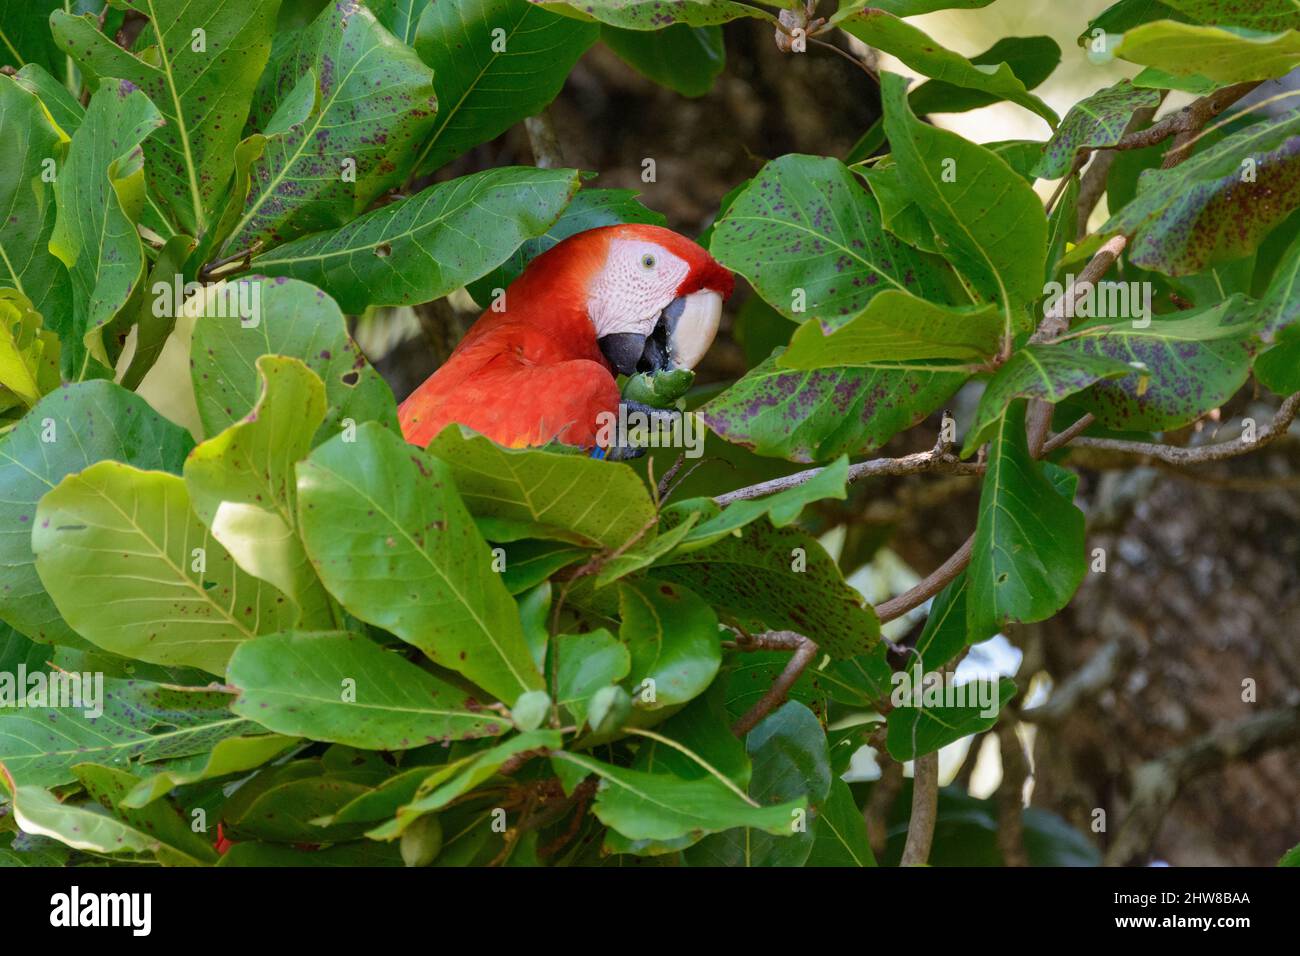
top-left (592, 401), bottom-right (684, 461)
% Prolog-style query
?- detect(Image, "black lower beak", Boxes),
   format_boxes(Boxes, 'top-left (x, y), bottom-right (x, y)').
top-left (598, 332), bottom-right (648, 376)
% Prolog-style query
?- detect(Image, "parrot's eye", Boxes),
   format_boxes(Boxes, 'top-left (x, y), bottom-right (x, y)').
top-left (640, 253), bottom-right (656, 270)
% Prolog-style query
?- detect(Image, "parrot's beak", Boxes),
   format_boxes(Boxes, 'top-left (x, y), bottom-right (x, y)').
top-left (664, 290), bottom-right (723, 371)
top-left (598, 290), bottom-right (723, 376)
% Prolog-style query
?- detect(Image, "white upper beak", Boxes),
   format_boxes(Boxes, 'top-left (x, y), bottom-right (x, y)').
top-left (668, 290), bottom-right (723, 371)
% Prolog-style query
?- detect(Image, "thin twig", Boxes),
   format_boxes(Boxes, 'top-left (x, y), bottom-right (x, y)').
top-left (1070, 393), bottom-right (1300, 465)
top-left (995, 724), bottom-right (1029, 866)
top-left (731, 637), bottom-right (820, 737)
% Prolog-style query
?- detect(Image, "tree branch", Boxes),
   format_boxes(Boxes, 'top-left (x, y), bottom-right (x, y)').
top-left (524, 110), bottom-right (565, 169)
top-left (900, 751), bottom-right (938, 866)
top-left (731, 636), bottom-right (820, 737)
top-left (1070, 392), bottom-right (1300, 465)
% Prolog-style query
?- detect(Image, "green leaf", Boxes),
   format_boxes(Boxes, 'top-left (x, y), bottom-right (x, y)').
top-left (602, 23), bottom-right (725, 97)
top-left (48, 78), bottom-right (163, 379)
top-left (962, 345), bottom-right (1134, 455)
top-left (369, 0), bottom-right (432, 44)
top-left (808, 777), bottom-right (875, 866)
top-left (0, 75), bottom-right (70, 327)
top-left (0, 679), bottom-right (256, 788)
top-left (0, 382), bottom-right (194, 646)
top-left (555, 750), bottom-right (805, 843)
top-left (836, 10), bottom-right (1057, 125)
top-left (1104, 112), bottom-right (1300, 275)
top-left (914, 573), bottom-right (985, 671)
top-left (429, 426), bottom-right (657, 549)
top-left (1163, 0), bottom-right (1300, 31)
top-left (224, 0), bottom-right (438, 252)
top-left (781, 291), bottom-right (1004, 367)
top-left (12, 62), bottom-right (85, 138)
top-left (190, 277), bottom-right (398, 444)
top-left (219, 759), bottom-right (379, 843)
top-left (552, 629), bottom-right (631, 723)
top-left (1256, 326), bottom-right (1300, 393)
top-left (886, 676), bottom-right (1016, 759)
top-left (618, 578), bottom-right (720, 710)
top-left (32, 461), bottom-right (294, 674)
top-left (228, 631), bottom-right (510, 749)
top-left (0, 291), bottom-right (59, 412)
top-left (709, 154), bottom-right (951, 326)
top-left (73, 764), bottom-right (217, 864)
top-left (849, 35), bottom-right (1062, 162)
top-left (218, 840), bottom-right (403, 866)
top-left (466, 188), bottom-right (666, 307)
top-left (3, 779), bottom-right (155, 856)
top-left (1033, 80), bottom-right (1162, 179)
top-left (121, 734), bottom-right (299, 808)
top-left (669, 456), bottom-right (848, 552)
top-left (685, 701), bottom-right (828, 865)
top-left (372, 729), bottom-right (563, 838)
top-left (1082, 0), bottom-right (1186, 40)
top-left (250, 166), bottom-right (581, 312)
top-left (1060, 296), bottom-right (1258, 430)
top-left (1251, 215), bottom-right (1300, 342)
top-left (535, 0), bottom-right (763, 29)
top-left (967, 403), bottom-right (1086, 635)
top-left (881, 72), bottom-right (1049, 338)
top-left (907, 35), bottom-right (1062, 116)
top-left (52, 0), bottom-right (280, 236)
top-left (411, 0), bottom-right (597, 175)
top-left (1113, 20), bottom-right (1300, 83)
top-left (844, 0), bottom-right (996, 14)
top-left (185, 356), bottom-right (336, 627)
top-left (0, 1), bottom-right (67, 78)
top-left (296, 423), bottom-right (543, 702)
top-left (651, 519), bottom-right (880, 659)
top-left (698, 350), bottom-right (965, 463)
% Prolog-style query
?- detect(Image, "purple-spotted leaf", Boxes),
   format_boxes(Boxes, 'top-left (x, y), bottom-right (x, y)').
top-left (1033, 80), bottom-right (1161, 179)
top-left (1103, 111), bottom-right (1300, 275)
top-left (51, 0), bottom-right (280, 237)
top-left (1163, 0), bottom-right (1300, 31)
top-left (223, 0), bottom-right (438, 254)
top-left (962, 346), bottom-right (1134, 455)
top-left (0, 679), bottom-right (257, 788)
top-left (1059, 295), bottom-right (1259, 430)
top-left (700, 351), bottom-right (965, 463)
top-left (709, 154), bottom-right (952, 325)
top-left (650, 518), bottom-right (880, 660)
top-left (250, 166), bottom-right (580, 312)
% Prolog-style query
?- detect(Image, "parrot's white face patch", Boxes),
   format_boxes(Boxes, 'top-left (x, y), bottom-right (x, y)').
top-left (587, 238), bottom-right (691, 338)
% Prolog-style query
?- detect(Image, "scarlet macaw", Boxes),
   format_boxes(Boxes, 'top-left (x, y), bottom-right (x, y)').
top-left (398, 224), bottom-right (734, 451)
